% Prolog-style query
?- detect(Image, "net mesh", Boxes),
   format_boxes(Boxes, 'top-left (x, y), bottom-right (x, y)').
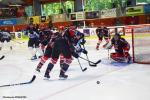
top-left (133, 26), bottom-right (150, 64)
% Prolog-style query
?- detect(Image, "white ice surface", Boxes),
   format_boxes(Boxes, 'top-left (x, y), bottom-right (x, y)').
top-left (0, 39), bottom-right (150, 100)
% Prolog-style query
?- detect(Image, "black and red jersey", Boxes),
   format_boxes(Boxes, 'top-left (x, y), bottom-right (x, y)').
top-left (111, 37), bottom-right (130, 54)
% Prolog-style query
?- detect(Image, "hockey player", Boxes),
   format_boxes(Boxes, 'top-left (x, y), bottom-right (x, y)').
top-left (36, 26), bottom-right (76, 73)
top-left (73, 30), bottom-right (87, 55)
top-left (0, 28), bottom-right (12, 51)
top-left (38, 24), bottom-right (52, 55)
top-left (44, 26), bottom-right (80, 79)
top-left (58, 26), bottom-right (87, 69)
top-left (96, 23), bottom-right (110, 50)
top-left (106, 33), bottom-right (131, 63)
top-left (27, 24), bottom-right (41, 60)
top-left (35, 30), bottom-right (59, 72)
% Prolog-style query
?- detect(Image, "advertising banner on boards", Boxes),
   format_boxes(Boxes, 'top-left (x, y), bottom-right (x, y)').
top-left (76, 12), bottom-right (84, 20)
top-left (85, 11), bottom-right (100, 19)
top-left (52, 14), bottom-right (66, 22)
top-left (0, 19), bottom-right (17, 26)
top-left (101, 8), bottom-right (116, 18)
top-left (144, 4), bottom-right (150, 14)
top-left (126, 6), bottom-right (144, 16)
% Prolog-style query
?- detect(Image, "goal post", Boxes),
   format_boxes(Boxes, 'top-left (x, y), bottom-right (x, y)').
top-left (132, 25), bottom-right (150, 64)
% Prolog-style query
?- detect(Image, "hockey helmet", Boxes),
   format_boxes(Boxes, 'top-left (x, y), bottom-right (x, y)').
top-left (59, 26), bottom-right (65, 30)
top-left (114, 33), bottom-right (121, 41)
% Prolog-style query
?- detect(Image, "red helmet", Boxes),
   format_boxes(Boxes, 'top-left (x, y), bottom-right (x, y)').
top-left (69, 28), bottom-right (75, 37)
top-left (59, 26), bottom-right (65, 30)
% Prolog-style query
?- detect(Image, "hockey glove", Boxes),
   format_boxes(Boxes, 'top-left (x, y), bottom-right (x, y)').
top-left (106, 44), bottom-right (113, 50)
top-left (82, 49), bottom-right (88, 54)
top-left (72, 52), bottom-right (79, 58)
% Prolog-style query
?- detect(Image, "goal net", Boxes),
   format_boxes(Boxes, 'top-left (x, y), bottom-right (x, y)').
top-left (132, 25), bottom-right (150, 64)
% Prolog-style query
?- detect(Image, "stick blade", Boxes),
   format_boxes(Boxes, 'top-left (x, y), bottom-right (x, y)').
top-left (90, 64), bottom-right (97, 67)
top-left (0, 75), bottom-right (36, 87)
top-left (95, 60), bottom-right (101, 64)
top-left (83, 67), bottom-right (87, 72)
top-left (0, 55), bottom-right (5, 60)
top-left (29, 75), bottom-right (36, 83)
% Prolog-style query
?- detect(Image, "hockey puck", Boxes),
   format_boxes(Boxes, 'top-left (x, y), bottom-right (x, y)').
top-left (96, 81), bottom-right (100, 84)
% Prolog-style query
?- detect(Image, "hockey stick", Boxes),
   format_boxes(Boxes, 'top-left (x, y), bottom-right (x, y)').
top-left (79, 56), bottom-right (101, 66)
top-left (0, 75), bottom-right (36, 87)
top-left (82, 45), bottom-right (97, 67)
top-left (0, 55), bottom-right (5, 60)
top-left (77, 58), bottom-right (87, 72)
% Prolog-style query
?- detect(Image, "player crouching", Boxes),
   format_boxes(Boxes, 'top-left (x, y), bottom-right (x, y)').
top-left (106, 33), bottom-right (131, 63)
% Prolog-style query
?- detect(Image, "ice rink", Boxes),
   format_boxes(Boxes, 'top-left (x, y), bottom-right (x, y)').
top-left (0, 38), bottom-right (150, 100)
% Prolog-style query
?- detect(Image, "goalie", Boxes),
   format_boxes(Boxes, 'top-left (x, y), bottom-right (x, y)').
top-left (106, 33), bottom-right (131, 63)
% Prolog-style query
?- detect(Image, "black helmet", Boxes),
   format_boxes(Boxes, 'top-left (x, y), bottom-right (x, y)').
top-left (115, 33), bottom-right (121, 37)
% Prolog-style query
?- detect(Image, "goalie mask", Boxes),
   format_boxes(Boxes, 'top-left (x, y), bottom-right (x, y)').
top-left (114, 33), bottom-right (121, 41)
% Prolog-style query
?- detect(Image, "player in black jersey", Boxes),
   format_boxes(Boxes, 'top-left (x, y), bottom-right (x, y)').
top-left (35, 30), bottom-right (59, 72)
top-left (107, 33), bottom-right (131, 63)
top-left (44, 26), bottom-right (80, 79)
top-left (96, 23), bottom-right (110, 50)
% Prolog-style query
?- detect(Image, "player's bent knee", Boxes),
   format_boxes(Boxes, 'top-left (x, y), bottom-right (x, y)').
top-left (50, 58), bottom-right (58, 64)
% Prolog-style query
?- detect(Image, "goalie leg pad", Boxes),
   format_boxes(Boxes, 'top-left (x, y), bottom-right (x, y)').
top-left (110, 53), bottom-right (125, 62)
top-left (124, 52), bottom-right (131, 63)
top-left (123, 45), bottom-right (130, 52)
